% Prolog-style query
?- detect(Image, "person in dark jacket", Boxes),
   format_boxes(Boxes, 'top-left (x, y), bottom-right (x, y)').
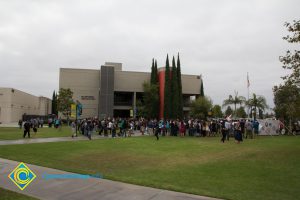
top-left (87, 120), bottom-right (93, 140)
top-left (23, 121), bottom-right (31, 138)
top-left (154, 122), bottom-right (159, 140)
top-left (221, 120), bottom-right (226, 143)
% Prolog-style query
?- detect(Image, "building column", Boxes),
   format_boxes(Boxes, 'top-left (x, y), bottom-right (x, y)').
top-left (133, 92), bottom-right (136, 118)
top-left (158, 69), bottom-right (165, 119)
top-left (99, 65), bottom-right (114, 118)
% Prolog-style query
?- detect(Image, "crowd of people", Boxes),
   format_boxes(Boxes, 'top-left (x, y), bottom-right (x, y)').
top-left (19, 115), bottom-right (261, 144)
top-left (71, 117), bottom-right (143, 140)
top-left (70, 117), bottom-right (260, 143)
top-left (19, 117), bottom-right (63, 138)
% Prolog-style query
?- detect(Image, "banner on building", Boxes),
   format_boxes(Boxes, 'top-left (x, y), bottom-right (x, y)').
top-left (71, 104), bottom-right (76, 118)
top-left (130, 109), bottom-right (133, 117)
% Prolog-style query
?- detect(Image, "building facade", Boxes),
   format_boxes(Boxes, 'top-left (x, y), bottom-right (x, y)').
top-left (59, 62), bottom-right (202, 119)
top-left (0, 88), bottom-right (52, 123)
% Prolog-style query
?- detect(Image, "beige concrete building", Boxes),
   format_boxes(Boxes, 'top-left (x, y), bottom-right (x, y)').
top-left (0, 88), bottom-right (52, 123)
top-left (59, 62), bottom-right (202, 119)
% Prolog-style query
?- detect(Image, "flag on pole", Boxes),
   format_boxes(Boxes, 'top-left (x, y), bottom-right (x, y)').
top-left (247, 72), bottom-right (250, 88)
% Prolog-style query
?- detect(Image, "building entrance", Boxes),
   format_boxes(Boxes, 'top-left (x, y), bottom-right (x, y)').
top-left (113, 109), bottom-right (130, 118)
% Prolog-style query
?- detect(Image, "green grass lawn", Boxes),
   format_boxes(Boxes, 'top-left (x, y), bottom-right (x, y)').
top-left (0, 136), bottom-right (299, 200)
top-left (0, 187), bottom-right (38, 200)
top-left (0, 126), bottom-right (72, 140)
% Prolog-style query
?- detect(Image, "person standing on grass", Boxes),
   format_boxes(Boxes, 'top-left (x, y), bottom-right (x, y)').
top-left (253, 120), bottom-right (259, 137)
top-left (129, 120), bottom-right (134, 137)
top-left (225, 119), bottom-right (231, 141)
top-left (40, 119), bottom-right (44, 128)
top-left (48, 118), bottom-right (52, 128)
top-left (32, 119), bottom-right (38, 135)
top-left (87, 120), bottom-right (93, 140)
top-left (103, 119), bottom-right (108, 137)
top-left (152, 119), bottom-right (156, 135)
top-left (141, 119), bottom-right (146, 135)
top-left (245, 120), bottom-right (253, 139)
top-left (240, 119), bottom-right (245, 139)
top-left (234, 121), bottom-right (243, 144)
top-left (108, 120), bottom-right (112, 135)
top-left (71, 121), bottom-right (77, 137)
top-left (58, 117), bottom-right (62, 131)
top-left (18, 119), bottom-right (23, 129)
top-left (170, 120), bottom-right (175, 136)
top-left (111, 121), bottom-right (116, 138)
top-left (33, 123), bottom-right (38, 135)
top-left (221, 120), bottom-right (227, 143)
top-left (121, 118), bottom-right (126, 137)
top-left (23, 120), bottom-right (31, 138)
top-left (154, 121), bottom-right (159, 140)
top-left (179, 121), bottom-right (186, 137)
top-left (202, 121), bottom-right (207, 137)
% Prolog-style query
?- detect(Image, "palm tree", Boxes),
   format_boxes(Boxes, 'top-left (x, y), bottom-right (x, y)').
top-left (246, 93), bottom-right (268, 120)
top-left (223, 91), bottom-right (246, 116)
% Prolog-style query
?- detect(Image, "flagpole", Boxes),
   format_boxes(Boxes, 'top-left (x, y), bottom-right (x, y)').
top-left (247, 72), bottom-right (250, 119)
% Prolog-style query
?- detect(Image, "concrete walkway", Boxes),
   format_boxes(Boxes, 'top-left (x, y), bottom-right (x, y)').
top-left (0, 158), bottom-right (221, 200)
top-left (0, 131), bottom-right (144, 146)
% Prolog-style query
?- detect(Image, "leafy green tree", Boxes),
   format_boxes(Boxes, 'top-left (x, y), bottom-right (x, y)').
top-left (273, 20), bottom-right (300, 133)
top-left (236, 107), bottom-right (247, 118)
top-left (279, 20), bottom-right (300, 87)
top-left (57, 88), bottom-right (74, 118)
top-left (190, 96), bottom-right (213, 119)
top-left (138, 82), bottom-right (159, 119)
top-left (225, 106), bottom-right (233, 117)
top-left (212, 104), bottom-right (223, 118)
top-left (273, 84), bottom-right (300, 131)
top-left (170, 56), bottom-right (179, 118)
top-left (164, 54), bottom-right (171, 119)
top-left (246, 93), bottom-right (268, 120)
top-left (177, 53), bottom-right (183, 119)
top-left (223, 91), bottom-right (246, 116)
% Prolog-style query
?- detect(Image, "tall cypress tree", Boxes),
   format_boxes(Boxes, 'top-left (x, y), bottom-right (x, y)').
top-left (52, 90), bottom-right (58, 115)
top-left (164, 54), bottom-right (171, 119)
top-left (55, 91), bottom-right (58, 115)
top-left (52, 91), bottom-right (55, 114)
top-left (177, 53), bottom-right (183, 119)
top-left (154, 59), bottom-right (159, 118)
top-left (154, 59), bottom-right (158, 83)
top-left (150, 58), bottom-right (155, 84)
top-left (171, 56), bottom-right (179, 119)
top-left (200, 79), bottom-right (204, 97)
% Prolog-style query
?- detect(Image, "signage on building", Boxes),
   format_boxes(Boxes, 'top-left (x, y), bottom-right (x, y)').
top-left (81, 96), bottom-right (95, 100)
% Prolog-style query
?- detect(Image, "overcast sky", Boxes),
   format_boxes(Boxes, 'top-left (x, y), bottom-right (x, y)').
top-left (0, 0), bottom-right (299, 110)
